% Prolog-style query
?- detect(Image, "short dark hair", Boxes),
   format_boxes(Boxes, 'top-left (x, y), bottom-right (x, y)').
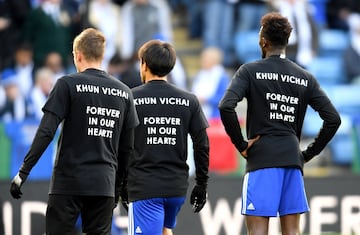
top-left (138, 40), bottom-right (176, 77)
top-left (260, 12), bottom-right (292, 47)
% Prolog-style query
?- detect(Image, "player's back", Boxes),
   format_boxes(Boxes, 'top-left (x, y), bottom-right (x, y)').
top-left (129, 80), bottom-right (207, 201)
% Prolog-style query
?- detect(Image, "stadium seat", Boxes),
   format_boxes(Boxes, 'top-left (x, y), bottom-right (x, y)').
top-left (327, 85), bottom-right (360, 164)
top-left (306, 56), bottom-right (346, 85)
top-left (308, 0), bottom-right (329, 27)
top-left (302, 108), bottom-right (323, 137)
top-left (325, 84), bottom-right (360, 115)
top-left (329, 112), bottom-right (355, 164)
top-left (302, 85), bottom-right (360, 165)
top-left (318, 29), bottom-right (350, 57)
top-left (234, 30), bottom-right (261, 63)
top-left (5, 119), bottom-right (56, 180)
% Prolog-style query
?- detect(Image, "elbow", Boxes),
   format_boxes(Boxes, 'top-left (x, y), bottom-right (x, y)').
top-left (335, 115), bottom-right (341, 129)
top-left (218, 101), bottom-right (233, 114)
top-left (327, 114), bottom-right (341, 130)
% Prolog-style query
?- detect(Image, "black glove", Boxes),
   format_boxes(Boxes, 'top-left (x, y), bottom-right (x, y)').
top-left (119, 185), bottom-right (129, 212)
top-left (10, 172), bottom-right (26, 199)
top-left (190, 184), bottom-right (207, 213)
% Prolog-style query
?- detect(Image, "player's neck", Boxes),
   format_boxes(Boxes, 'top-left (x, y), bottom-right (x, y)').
top-left (76, 62), bottom-right (102, 72)
top-left (266, 49), bottom-right (286, 58)
top-left (145, 75), bottom-right (167, 83)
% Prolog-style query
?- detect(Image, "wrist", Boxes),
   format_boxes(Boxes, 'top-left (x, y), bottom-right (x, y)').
top-left (12, 173), bottom-right (23, 187)
top-left (237, 141), bottom-right (248, 153)
top-left (195, 178), bottom-right (208, 187)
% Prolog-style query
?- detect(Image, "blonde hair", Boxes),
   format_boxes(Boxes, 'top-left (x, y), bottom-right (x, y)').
top-left (73, 28), bottom-right (106, 62)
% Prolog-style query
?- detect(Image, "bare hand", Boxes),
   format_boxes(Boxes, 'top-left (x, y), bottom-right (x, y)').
top-left (241, 135), bottom-right (260, 157)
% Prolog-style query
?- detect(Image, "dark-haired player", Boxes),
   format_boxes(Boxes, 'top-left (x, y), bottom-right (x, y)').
top-left (219, 12), bottom-right (341, 234)
top-left (124, 39), bottom-right (210, 235)
top-left (10, 28), bottom-right (139, 234)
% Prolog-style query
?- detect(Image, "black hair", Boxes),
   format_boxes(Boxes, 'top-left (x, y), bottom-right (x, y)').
top-left (261, 12), bottom-right (293, 47)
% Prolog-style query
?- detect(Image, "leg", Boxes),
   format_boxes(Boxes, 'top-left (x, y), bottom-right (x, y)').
top-left (245, 215), bottom-right (269, 235)
top-left (280, 213), bottom-right (301, 235)
top-left (81, 196), bottom-right (114, 235)
top-left (128, 199), bottom-right (164, 235)
top-left (46, 195), bottom-right (81, 235)
top-left (278, 169), bottom-right (309, 235)
top-left (162, 197), bottom-right (185, 235)
top-left (163, 227), bottom-right (173, 235)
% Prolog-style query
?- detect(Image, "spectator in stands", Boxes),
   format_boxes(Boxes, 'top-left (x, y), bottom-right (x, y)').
top-left (343, 13), bottom-right (360, 84)
top-left (21, 0), bottom-right (73, 71)
top-left (236, 0), bottom-right (269, 31)
top-left (325, 0), bottom-right (360, 31)
top-left (168, 56), bottom-right (188, 90)
top-left (269, 0), bottom-right (319, 67)
top-left (87, 0), bottom-right (122, 70)
top-left (191, 47), bottom-right (230, 119)
top-left (202, 0), bottom-right (238, 67)
top-left (0, 0), bottom-right (31, 71)
top-left (0, 69), bottom-right (28, 122)
top-left (44, 51), bottom-right (66, 80)
top-left (120, 0), bottom-right (173, 60)
top-left (107, 53), bottom-right (142, 89)
top-left (62, 0), bottom-right (85, 37)
top-left (12, 43), bottom-right (34, 97)
top-left (184, 0), bottom-right (203, 39)
top-left (27, 68), bottom-right (55, 120)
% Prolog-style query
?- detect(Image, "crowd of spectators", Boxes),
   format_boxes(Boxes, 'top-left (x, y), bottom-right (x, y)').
top-left (1, 0), bottom-right (360, 172)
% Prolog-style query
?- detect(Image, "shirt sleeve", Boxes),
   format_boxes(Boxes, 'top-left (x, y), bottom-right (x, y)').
top-left (124, 92), bottom-right (140, 129)
top-left (190, 128), bottom-right (209, 186)
top-left (302, 85), bottom-right (342, 162)
top-left (42, 78), bottom-right (71, 119)
top-left (116, 126), bottom-right (135, 193)
top-left (19, 111), bottom-right (61, 177)
top-left (218, 67), bottom-right (249, 153)
top-left (189, 95), bottom-right (209, 133)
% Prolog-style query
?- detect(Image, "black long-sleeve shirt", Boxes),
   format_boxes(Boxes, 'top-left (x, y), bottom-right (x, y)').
top-left (128, 80), bottom-right (209, 201)
top-left (19, 68), bottom-right (139, 197)
top-left (219, 55), bottom-right (341, 172)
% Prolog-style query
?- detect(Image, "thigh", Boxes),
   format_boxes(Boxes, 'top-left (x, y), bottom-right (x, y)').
top-left (46, 194), bottom-right (81, 235)
top-left (279, 168), bottom-right (310, 216)
top-left (128, 198), bottom-right (164, 235)
top-left (246, 215), bottom-right (269, 235)
top-left (163, 197), bottom-right (186, 229)
top-left (280, 213), bottom-right (301, 235)
top-left (81, 196), bottom-right (114, 235)
top-left (242, 168), bottom-right (284, 217)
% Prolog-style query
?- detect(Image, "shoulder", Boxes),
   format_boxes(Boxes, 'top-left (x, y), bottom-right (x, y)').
top-left (131, 83), bottom-right (146, 95)
top-left (168, 83), bottom-right (199, 100)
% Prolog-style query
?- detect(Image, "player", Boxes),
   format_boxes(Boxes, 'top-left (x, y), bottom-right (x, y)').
top-left (219, 12), bottom-right (341, 234)
top-left (9, 28), bottom-right (139, 234)
top-left (123, 39), bottom-right (210, 235)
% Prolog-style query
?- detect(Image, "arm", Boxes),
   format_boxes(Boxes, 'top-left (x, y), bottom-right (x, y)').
top-left (191, 128), bottom-right (210, 186)
top-left (190, 128), bottom-right (210, 213)
top-left (10, 111), bottom-right (61, 199)
top-left (115, 126), bottom-right (134, 211)
top-left (302, 101), bottom-right (341, 162)
top-left (219, 90), bottom-right (248, 153)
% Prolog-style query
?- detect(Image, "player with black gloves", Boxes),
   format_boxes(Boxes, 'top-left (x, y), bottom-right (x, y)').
top-left (124, 39), bottom-right (210, 235)
top-left (10, 28), bottom-right (139, 234)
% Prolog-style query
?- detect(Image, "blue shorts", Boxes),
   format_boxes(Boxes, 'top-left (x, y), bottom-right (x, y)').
top-left (242, 168), bottom-right (310, 217)
top-left (128, 197), bottom-right (185, 235)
